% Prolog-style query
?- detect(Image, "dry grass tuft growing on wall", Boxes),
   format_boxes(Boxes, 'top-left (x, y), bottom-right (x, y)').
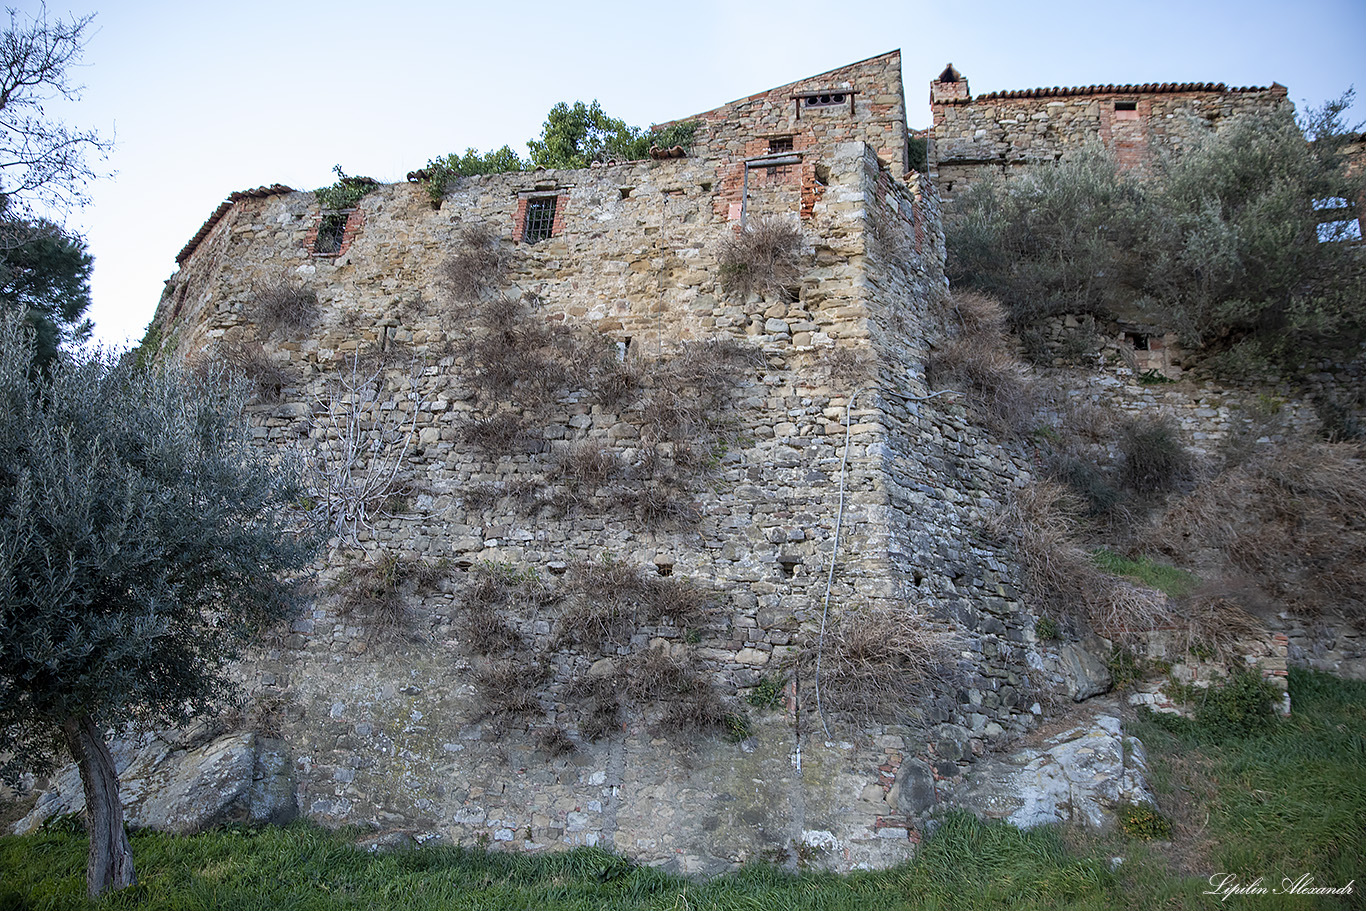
top-left (250, 277), bottom-right (318, 334)
top-left (441, 224), bottom-right (512, 302)
top-left (717, 215), bottom-right (804, 300)
top-left (927, 291), bottom-right (1036, 435)
top-left (812, 609), bottom-right (949, 721)
top-left (557, 559), bottom-right (713, 647)
top-left (201, 340), bottom-right (289, 403)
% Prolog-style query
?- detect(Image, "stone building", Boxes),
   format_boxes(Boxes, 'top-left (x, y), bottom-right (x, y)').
top-left (927, 63), bottom-right (1292, 203)
top-left (16, 52), bottom-right (1301, 870)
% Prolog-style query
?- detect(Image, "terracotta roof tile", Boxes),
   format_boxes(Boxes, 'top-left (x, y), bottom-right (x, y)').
top-left (950, 82), bottom-right (1274, 103)
top-left (175, 183), bottom-right (295, 265)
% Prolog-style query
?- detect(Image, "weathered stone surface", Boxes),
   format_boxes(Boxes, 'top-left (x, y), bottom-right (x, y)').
top-left (889, 759), bottom-right (936, 815)
top-left (948, 702), bottom-right (1155, 829)
top-left (15, 731), bottom-right (295, 836)
top-left (1056, 642), bottom-right (1113, 702)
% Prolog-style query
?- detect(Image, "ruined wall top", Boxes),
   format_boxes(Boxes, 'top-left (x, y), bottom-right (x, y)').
top-left (927, 65), bottom-right (1291, 201)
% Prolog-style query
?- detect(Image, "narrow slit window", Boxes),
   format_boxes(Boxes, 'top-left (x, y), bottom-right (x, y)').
top-left (1115, 100), bottom-right (1139, 121)
top-left (315, 212), bottom-right (347, 255)
top-left (523, 197), bottom-right (557, 244)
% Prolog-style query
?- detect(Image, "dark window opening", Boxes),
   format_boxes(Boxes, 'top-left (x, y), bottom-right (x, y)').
top-left (1128, 332), bottom-right (1150, 351)
top-left (523, 196), bottom-right (557, 243)
top-left (777, 557), bottom-right (802, 578)
top-left (655, 563), bottom-right (673, 577)
top-left (804, 93), bottom-right (846, 107)
top-left (1115, 101), bottom-right (1138, 111)
top-left (769, 136), bottom-right (794, 154)
top-left (315, 212), bottom-right (347, 255)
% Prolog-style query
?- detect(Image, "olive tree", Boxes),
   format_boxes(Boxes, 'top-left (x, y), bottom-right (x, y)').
top-left (0, 319), bottom-right (318, 896)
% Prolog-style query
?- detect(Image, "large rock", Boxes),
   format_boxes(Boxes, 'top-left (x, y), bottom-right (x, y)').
top-left (948, 701), bottom-right (1155, 829)
top-left (1056, 642), bottom-right (1113, 702)
top-left (14, 730), bottom-right (296, 835)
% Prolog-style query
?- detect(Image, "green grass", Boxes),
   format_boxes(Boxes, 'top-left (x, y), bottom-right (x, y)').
top-left (3, 669), bottom-right (1362, 910)
top-left (1090, 549), bottom-right (1199, 599)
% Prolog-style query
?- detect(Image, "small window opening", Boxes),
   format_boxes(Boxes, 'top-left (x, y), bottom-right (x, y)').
top-left (804, 93), bottom-right (846, 107)
top-left (619, 187), bottom-right (633, 200)
top-left (1115, 101), bottom-right (1137, 111)
top-left (1128, 332), bottom-right (1150, 351)
top-left (523, 196), bottom-right (557, 244)
top-left (655, 562), bottom-right (673, 577)
top-left (769, 136), bottom-right (794, 154)
top-left (315, 212), bottom-right (347, 255)
top-left (777, 557), bottom-right (802, 578)
top-left (913, 570), bottom-right (926, 587)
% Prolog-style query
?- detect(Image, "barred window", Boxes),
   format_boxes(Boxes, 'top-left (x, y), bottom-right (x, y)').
top-left (315, 212), bottom-right (347, 255)
top-left (523, 197), bottom-right (557, 244)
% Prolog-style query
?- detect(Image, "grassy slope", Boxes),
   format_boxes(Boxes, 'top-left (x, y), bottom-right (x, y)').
top-left (2, 668), bottom-right (1362, 911)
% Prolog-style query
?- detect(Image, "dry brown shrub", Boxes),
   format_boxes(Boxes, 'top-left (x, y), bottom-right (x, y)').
top-left (459, 410), bottom-right (530, 454)
top-left (332, 551), bottom-right (410, 640)
top-left (811, 609), bottom-right (948, 720)
top-left (461, 294), bottom-right (576, 409)
top-left (442, 224), bottom-right (511, 302)
top-left (944, 289), bottom-right (1008, 335)
top-left (475, 660), bottom-right (548, 723)
top-left (823, 346), bottom-right (874, 387)
top-left (1118, 417), bottom-right (1192, 494)
top-left (616, 481), bottom-right (702, 529)
top-left (1181, 592), bottom-right (1268, 662)
top-left (640, 339), bottom-right (761, 442)
top-left (625, 649), bottom-right (705, 702)
top-left (994, 482), bottom-right (1175, 639)
top-left (204, 340), bottom-right (289, 403)
top-left (554, 442), bottom-right (623, 491)
top-left (570, 675), bottom-right (623, 741)
top-left (250, 278), bottom-right (318, 334)
top-left (1155, 441), bottom-right (1366, 619)
top-left (557, 559), bottom-right (712, 647)
top-left (718, 215), bottom-right (804, 300)
top-left (927, 291), bottom-right (1036, 434)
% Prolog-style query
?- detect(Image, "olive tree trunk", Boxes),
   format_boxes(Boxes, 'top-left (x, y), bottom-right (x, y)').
top-left (61, 714), bottom-right (136, 896)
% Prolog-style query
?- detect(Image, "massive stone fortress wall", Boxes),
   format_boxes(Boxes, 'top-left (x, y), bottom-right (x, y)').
top-left (145, 52), bottom-right (1062, 871)
top-left (927, 64), bottom-right (1291, 202)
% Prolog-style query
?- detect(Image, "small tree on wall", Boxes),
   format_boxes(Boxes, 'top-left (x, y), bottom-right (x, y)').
top-left (0, 318), bottom-right (318, 896)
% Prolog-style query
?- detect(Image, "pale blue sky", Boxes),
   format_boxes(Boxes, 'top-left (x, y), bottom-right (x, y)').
top-left (19, 0), bottom-right (1364, 346)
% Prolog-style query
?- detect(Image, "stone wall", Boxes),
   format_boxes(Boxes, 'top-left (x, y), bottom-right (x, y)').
top-left (135, 125), bottom-right (1084, 871)
top-left (927, 66), bottom-right (1291, 203)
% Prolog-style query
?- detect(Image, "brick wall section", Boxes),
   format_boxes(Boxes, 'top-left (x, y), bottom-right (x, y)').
top-left (928, 70), bottom-right (1291, 202)
top-left (302, 207), bottom-right (366, 258)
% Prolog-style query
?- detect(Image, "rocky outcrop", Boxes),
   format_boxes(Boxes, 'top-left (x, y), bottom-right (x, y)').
top-left (947, 700), bottom-right (1155, 829)
top-left (14, 730), bottom-right (295, 836)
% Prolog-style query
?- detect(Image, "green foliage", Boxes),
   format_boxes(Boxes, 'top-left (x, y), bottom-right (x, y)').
top-left (647, 120), bottom-right (700, 155)
top-left (527, 100), bottom-right (673, 169)
top-left (1191, 668), bottom-right (1281, 740)
top-left (314, 164), bottom-right (378, 211)
top-left (747, 674), bottom-right (787, 710)
top-left (1107, 646), bottom-right (1146, 689)
top-left (420, 146), bottom-right (525, 204)
top-left (0, 316), bottom-right (320, 783)
top-left (1090, 550), bottom-right (1198, 599)
top-left (1034, 616), bottom-right (1060, 640)
top-left (945, 96), bottom-right (1366, 376)
top-left (0, 218), bottom-right (93, 370)
top-left (907, 134), bottom-right (928, 172)
top-left (1117, 804), bottom-right (1172, 840)
top-left (722, 710), bottom-right (753, 742)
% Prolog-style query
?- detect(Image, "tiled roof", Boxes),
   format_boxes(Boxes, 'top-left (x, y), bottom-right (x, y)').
top-left (648, 145), bottom-right (688, 160)
top-left (954, 82), bottom-right (1275, 103)
top-left (175, 184), bottom-right (295, 265)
